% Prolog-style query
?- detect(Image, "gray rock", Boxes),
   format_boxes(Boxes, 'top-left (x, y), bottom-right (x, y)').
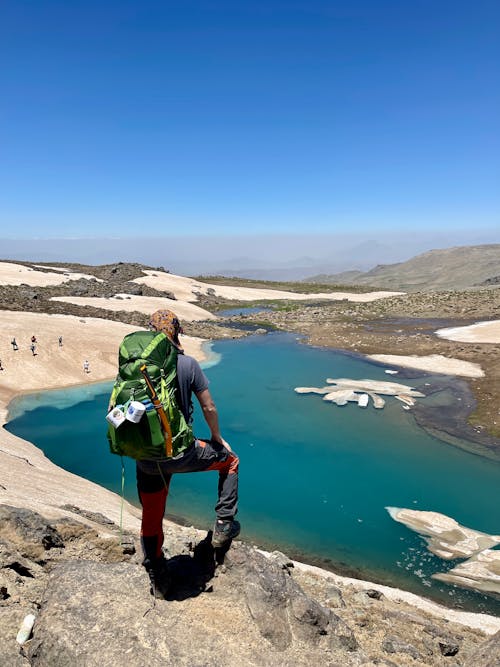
top-left (463, 630), bottom-right (500, 666)
top-left (354, 589), bottom-right (381, 604)
top-left (329, 612), bottom-right (359, 652)
top-left (326, 583), bottom-right (346, 608)
top-left (439, 639), bottom-right (460, 656)
top-left (365, 588), bottom-right (384, 600)
top-left (20, 288), bottom-right (38, 299)
top-left (229, 543), bottom-right (358, 654)
top-left (243, 555), bottom-right (293, 649)
top-left (59, 505), bottom-right (115, 527)
top-left (270, 550), bottom-right (294, 570)
top-left (289, 591), bottom-right (330, 640)
top-left (122, 282), bottom-right (143, 296)
top-left (0, 506), bottom-right (64, 558)
top-left (382, 634), bottom-right (423, 661)
top-left (120, 535), bottom-right (136, 555)
top-left (28, 561), bottom-right (171, 666)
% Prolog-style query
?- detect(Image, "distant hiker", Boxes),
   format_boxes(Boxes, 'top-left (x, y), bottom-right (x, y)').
top-left (30, 343), bottom-right (36, 356)
top-left (11, 338), bottom-right (18, 351)
top-left (0, 359), bottom-right (3, 371)
top-left (107, 309), bottom-right (240, 600)
top-left (58, 336), bottom-right (63, 347)
top-left (83, 359), bottom-right (90, 373)
top-left (31, 335), bottom-right (37, 344)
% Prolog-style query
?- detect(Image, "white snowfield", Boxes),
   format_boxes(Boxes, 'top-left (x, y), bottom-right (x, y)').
top-left (49, 267), bottom-right (404, 322)
top-left (368, 353), bottom-right (484, 378)
top-left (132, 269), bottom-right (404, 303)
top-left (436, 319), bottom-right (500, 344)
top-left (0, 262), bottom-right (103, 286)
top-left (51, 294), bottom-right (217, 322)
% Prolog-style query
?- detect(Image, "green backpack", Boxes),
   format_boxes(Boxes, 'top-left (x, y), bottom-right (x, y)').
top-left (106, 330), bottom-right (194, 460)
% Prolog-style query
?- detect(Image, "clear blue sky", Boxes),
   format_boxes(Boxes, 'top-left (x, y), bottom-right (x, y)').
top-left (1, 0), bottom-right (499, 238)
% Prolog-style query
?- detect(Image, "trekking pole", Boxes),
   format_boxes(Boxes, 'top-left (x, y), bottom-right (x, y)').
top-left (139, 364), bottom-right (173, 457)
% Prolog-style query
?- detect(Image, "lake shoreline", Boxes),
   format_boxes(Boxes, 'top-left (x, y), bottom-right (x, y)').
top-left (6, 330), bottom-right (500, 618)
top-left (296, 339), bottom-right (500, 461)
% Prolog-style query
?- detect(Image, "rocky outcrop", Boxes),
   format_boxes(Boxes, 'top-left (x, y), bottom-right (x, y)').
top-left (0, 505), bottom-right (498, 666)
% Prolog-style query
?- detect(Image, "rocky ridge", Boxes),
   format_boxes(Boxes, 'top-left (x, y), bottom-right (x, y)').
top-left (306, 244), bottom-right (500, 292)
top-left (1, 504), bottom-right (499, 667)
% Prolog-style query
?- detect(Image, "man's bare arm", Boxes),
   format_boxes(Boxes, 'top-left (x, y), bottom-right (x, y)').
top-left (195, 388), bottom-right (223, 444)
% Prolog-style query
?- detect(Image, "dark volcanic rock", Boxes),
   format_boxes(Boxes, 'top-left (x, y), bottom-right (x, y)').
top-left (58, 505), bottom-right (115, 526)
top-left (439, 638), bottom-right (460, 656)
top-left (0, 505), bottom-right (64, 558)
top-left (227, 543), bottom-right (358, 653)
top-left (122, 282), bottom-right (143, 296)
top-left (382, 634), bottom-right (424, 661)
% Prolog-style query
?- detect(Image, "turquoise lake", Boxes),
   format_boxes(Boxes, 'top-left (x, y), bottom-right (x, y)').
top-left (5, 332), bottom-right (500, 614)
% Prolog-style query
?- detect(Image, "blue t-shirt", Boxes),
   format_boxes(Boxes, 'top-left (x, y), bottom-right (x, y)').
top-left (176, 354), bottom-right (209, 422)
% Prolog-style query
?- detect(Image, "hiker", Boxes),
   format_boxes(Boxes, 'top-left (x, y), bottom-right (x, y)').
top-left (0, 359), bottom-right (3, 371)
top-left (58, 336), bottom-right (63, 347)
top-left (30, 343), bottom-right (36, 356)
top-left (31, 335), bottom-right (37, 344)
top-left (83, 359), bottom-right (90, 373)
top-left (135, 310), bottom-right (240, 597)
top-left (11, 338), bottom-right (18, 351)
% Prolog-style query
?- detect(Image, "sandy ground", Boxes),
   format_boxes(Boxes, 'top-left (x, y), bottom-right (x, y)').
top-left (368, 353), bottom-right (485, 378)
top-left (51, 294), bottom-right (217, 321)
top-left (0, 261), bottom-right (103, 286)
top-left (436, 319), bottom-right (500, 344)
top-left (133, 269), bottom-right (404, 303)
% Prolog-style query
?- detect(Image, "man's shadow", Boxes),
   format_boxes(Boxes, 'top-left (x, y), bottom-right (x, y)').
top-left (162, 530), bottom-right (233, 601)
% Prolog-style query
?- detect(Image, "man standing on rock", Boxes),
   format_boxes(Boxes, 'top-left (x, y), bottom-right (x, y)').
top-left (137, 309), bottom-right (240, 598)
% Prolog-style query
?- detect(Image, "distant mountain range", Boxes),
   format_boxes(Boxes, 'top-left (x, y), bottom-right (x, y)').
top-left (202, 240), bottom-right (411, 281)
top-left (0, 237), bottom-right (417, 281)
top-left (305, 244), bottom-right (500, 291)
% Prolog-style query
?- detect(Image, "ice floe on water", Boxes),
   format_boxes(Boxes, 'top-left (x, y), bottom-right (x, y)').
top-left (433, 549), bottom-right (500, 597)
top-left (387, 507), bottom-right (500, 598)
top-left (295, 378), bottom-right (425, 409)
top-left (386, 507), bottom-right (500, 559)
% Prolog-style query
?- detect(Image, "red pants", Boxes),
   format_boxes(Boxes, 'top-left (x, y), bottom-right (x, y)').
top-left (136, 439), bottom-right (239, 562)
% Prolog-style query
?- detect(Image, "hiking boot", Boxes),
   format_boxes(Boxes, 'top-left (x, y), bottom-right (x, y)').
top-left (144, 556), bottom-right (171, 600)
top-left (212, 519), bottom-right (240, 548)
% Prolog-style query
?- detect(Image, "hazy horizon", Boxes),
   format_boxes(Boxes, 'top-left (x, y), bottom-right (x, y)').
top-left (1, 230), bottom-right (498, 280)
